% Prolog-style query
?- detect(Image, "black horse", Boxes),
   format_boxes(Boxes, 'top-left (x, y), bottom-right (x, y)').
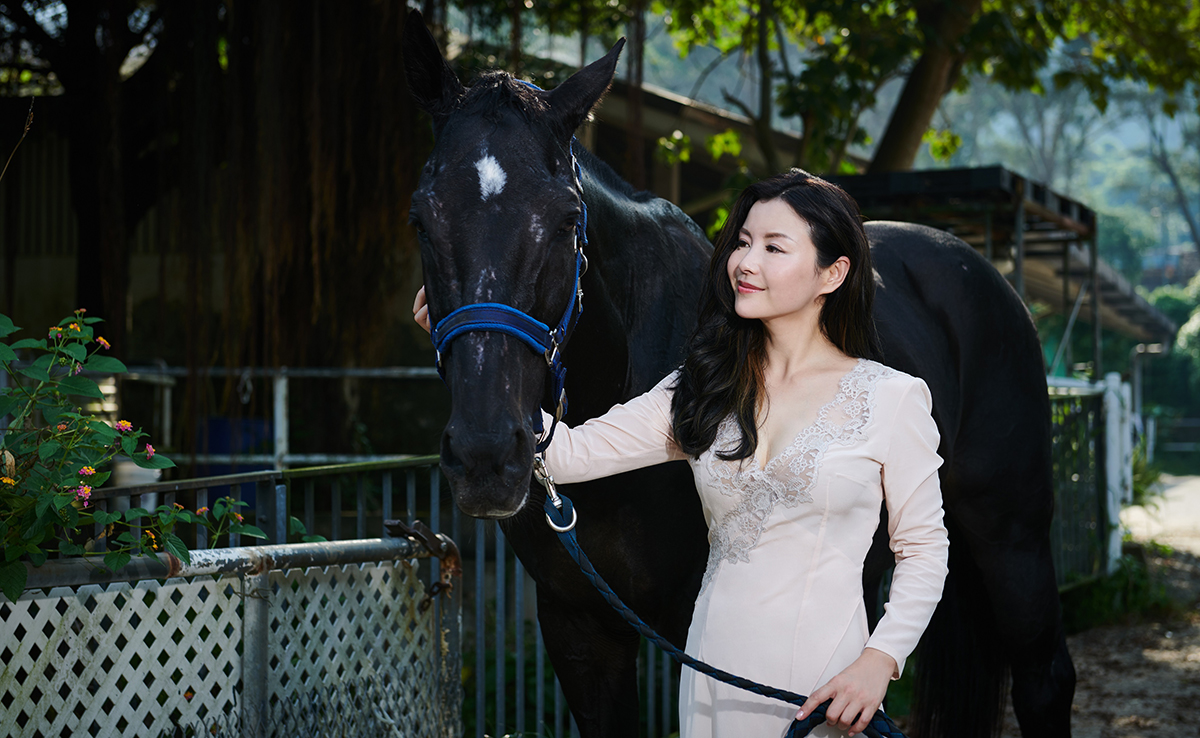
top-left (403, 11), bottom-right (1074, 737)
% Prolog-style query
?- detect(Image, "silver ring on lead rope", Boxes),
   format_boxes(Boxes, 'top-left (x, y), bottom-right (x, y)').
top-left (534, 455), bottom-right (577, 532)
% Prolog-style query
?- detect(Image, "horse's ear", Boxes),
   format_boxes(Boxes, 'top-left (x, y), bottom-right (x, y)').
top-left (547, 38), bottom-right (626, 139)
top-left (403, 9), bottom-right (464, 127)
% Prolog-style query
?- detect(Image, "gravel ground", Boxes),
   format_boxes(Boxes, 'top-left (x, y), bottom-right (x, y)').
top-left (997, 535), bottom-right (1200, 736)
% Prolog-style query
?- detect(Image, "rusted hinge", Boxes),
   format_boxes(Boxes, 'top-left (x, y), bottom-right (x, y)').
top-left (385, 519), bottom-right (462, 613)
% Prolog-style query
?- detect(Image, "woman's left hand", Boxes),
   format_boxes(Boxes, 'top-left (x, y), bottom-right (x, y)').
top-left (795, 647), bottom-right (896, 737)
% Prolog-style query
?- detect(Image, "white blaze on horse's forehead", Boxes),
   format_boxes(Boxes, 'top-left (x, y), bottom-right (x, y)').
top-left (475, 155), bottom-right (507, 201)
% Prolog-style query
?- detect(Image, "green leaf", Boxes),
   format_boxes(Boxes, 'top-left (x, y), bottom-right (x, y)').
top-left (301, 534), bottom-right (327, 543)
top-left (0, 394), bottom-right (21, 418)
top-left (4, 546), bottom-right (21, 562)
top-left (120, 435), bottom-right (136, 456)
top-left (59, 541), bottom-right (83, 556)
top-left (18, 366), bottom-right (51, 382)
top-left (25, 546), bottom-right (46, 567)
top-left (9, 338), bottom-right (44, 351)
top-left (288, 516), bottom-right (306, 536)
top-left (0, 560), bottom-right (27, 602)
top-left (31, 354), bottom-right (53, 370)
top-left (35, 493), bottom-right (53, 518)
top-left (114, 532), bottom-right (135, 545)
top-left (53, 493), bottom-right (75, 511)
top-left (132, 453), bottom-right (175, 470)
top-left (89, 421), bottom-right (116, 444)
top-left (162, 533), bottom-right (190, 564)
top-left (89, 471), bottom-right (111, 487)
top-left (63, 343), bottom-right (86, 362)
top-left (177, 511), bottom-right (203, 524)
top-left (92, 510), bottom-right (121, 526)
top-left (0, 343), bottom-right (16, 362)
top-left (56, 376), bottom-right (104, 399)
top-left (37, 440), bottom-right (62, 461)
top-left (0, 315), bottom-right (18, 338)
top-left (84, 356), bottom-right (126, 373)
top-left (230, 523), bottom-right (267, 540)
top-left (124, 507), bottom-right (152, 522)
top-left (40, 403), bottom-right (66, 425)
top-left (82, 317), bottom-right (103, 325)
top-left (103, 551), bottom-right (131, 573)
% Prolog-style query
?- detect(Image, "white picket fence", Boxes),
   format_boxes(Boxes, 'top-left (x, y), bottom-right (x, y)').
top-left (0, 537), bottom-right (461, 738)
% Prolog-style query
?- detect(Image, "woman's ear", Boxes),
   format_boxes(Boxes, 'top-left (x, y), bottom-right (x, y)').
top-left (820, 256), bottom-right (851, 295)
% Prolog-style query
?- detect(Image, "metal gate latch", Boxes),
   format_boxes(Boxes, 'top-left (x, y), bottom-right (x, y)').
top-left (385, 519), bottom-right (462, 613)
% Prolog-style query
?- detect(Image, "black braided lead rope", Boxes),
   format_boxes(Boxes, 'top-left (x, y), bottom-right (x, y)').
top-left (542, 492), bottom-right (907, 738)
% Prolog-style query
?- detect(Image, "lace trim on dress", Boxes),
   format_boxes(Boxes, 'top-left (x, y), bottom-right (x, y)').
top-left (699, 359), bottom-right (895, 592)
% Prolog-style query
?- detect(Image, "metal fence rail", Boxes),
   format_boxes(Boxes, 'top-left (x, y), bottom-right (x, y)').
top-left (3, 537), bottom-right (460, 738)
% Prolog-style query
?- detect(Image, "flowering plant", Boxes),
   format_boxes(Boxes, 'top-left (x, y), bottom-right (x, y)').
top-left (0, 310), bottom-right (259, 603)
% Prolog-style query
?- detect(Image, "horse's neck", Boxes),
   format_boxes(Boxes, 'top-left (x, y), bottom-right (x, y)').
top-left (568, 157), bottom-right (709, 406)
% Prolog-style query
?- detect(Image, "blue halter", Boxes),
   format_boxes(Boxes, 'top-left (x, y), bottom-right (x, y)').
top-left (430, 93), bottom-right (588, 453)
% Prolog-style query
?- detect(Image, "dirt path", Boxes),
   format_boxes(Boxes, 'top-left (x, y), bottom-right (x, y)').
top-left (997, 475), bottom-right (1200, 737)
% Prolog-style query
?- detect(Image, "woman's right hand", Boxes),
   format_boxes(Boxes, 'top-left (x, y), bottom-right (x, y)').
top-left (413, 286), bottom-right (431, 334)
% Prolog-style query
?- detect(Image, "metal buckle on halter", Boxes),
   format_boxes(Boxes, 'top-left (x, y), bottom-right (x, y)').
top-left (544, 340), bottom-right (560, 368)
top-left (555, 388), bottom-right (567, 421)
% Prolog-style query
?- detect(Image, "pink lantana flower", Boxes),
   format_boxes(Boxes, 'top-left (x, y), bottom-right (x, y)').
top-left (114, 420), bottom-right (133, 432)
top-left (145, 444), bottom-right (155, 459)
top-left (79, 466), bottom-right (96, 476)
top-left (96, 336), bottom-right (111, 350)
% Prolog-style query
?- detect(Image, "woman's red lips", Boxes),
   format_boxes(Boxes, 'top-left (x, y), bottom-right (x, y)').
top-left (737, 280), bottom-right (763, 293)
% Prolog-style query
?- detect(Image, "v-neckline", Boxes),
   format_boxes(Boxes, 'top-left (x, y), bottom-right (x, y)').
top-left (750, 358), bottom-right (866, 472)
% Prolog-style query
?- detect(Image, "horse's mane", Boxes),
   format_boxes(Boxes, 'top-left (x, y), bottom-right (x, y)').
top-left (573, 145), bottom-right (657, 204)
top-left (456, 72), bottom-right (548, 124)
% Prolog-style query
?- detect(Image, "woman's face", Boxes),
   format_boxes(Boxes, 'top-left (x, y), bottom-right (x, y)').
top-left (726, 198), bottom-right (846, 325)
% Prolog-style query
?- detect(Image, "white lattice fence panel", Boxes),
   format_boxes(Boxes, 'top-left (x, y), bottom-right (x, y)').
top-left (0, 575), bottom-right (243, 737)
top-left (261, 559), bottom-right (451, 737)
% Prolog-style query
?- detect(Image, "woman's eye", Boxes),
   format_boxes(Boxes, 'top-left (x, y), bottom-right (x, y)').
top-left (734, 240), bottom-right (749, 250)
top-left (766, 244), bottom-right (781, 253)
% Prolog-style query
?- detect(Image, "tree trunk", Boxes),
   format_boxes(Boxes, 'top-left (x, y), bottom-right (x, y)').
top-left (508, 0), bottom-right (523, 74)
top-left (867, 0), bottom-right (982, 173)
top-left (755, 1), bottom-right (779, 175)
top-left (62, 1), bottom-right (130, 357)
top-left (624, 0), bottom-right (647, 189)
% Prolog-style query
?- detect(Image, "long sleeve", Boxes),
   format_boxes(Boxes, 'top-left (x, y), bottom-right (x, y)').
top-left (864, 377), bottom-right (950, 678)
top-left (541, 371), bottom-right (687, 483)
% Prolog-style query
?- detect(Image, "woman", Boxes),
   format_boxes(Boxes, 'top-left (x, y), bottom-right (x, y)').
top-left (414, 169), bottom-right (948, 738)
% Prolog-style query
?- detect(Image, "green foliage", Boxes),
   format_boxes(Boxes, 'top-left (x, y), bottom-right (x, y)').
top-left (705, 128), bottom-right (742, 162)
top-left (0, 310), bottom-right (257, 603)
top-left (921, 128), bottom-right (962, 162)
top-left (1130, 436), bottom-right (1164, 510)
top-left (1060, 542), bottom-right (1179, 633)
top-left (656, 129), bottom-right (692, 165)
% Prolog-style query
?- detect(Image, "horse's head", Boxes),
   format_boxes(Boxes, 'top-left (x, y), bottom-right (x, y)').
top-left (404, 11), bottom-right (622, 518)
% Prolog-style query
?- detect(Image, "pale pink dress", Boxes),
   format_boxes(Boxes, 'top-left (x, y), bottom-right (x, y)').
top-left (542, 359), bottom-right (949, 738)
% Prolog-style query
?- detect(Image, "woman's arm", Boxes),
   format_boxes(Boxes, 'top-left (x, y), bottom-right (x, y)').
top-left (797, 376), bottom-right (948, 736)
top-left (862, 377), bottom-right (949, 675)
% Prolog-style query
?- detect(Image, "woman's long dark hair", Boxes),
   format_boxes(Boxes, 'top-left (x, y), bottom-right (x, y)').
top-left (671, 169), bottom-right (880, 460)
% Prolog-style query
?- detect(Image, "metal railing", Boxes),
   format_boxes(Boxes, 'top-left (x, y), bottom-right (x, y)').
top-left (119, 364), bottom-right (440, 467)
